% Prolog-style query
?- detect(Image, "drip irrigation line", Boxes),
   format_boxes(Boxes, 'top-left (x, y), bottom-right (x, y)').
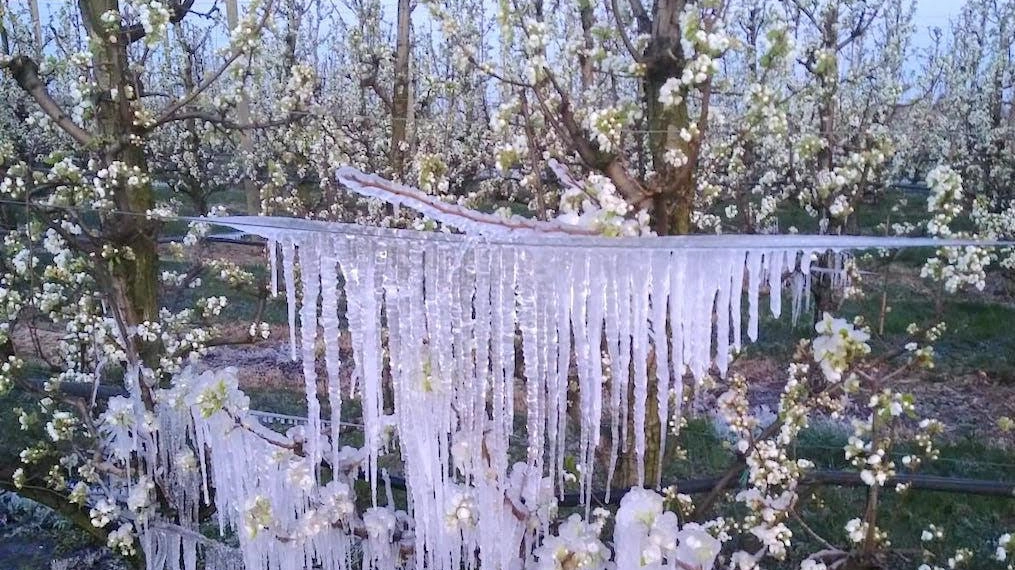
top-left (379, 470), bottom-right (1015, 507)
top-left (552, 470), bottom-right (1015, 506)
top-left (25, 378), bottom-right (1015, 500)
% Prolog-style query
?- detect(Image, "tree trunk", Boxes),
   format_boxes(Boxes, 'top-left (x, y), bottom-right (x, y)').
top-left (28, 0), bottom-right (43, 58)
top-left (79, 0), bottom-right (158, 342)
top-left (811, 4), bottom-right (840, 323)
top-left (610, 0), bottom-right (696, 488)
top-left (642, 0), bottom-right (693, 236)
top-left (390, 0), bottom-right (411, 181)
top-left (226, 0), bottom-right (260, 214)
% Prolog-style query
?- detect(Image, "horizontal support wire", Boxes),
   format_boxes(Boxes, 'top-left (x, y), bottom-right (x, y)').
top-left (4, 197), bottom-right (1009, 250)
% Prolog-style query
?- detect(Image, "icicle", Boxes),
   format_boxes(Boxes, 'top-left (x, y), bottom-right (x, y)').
top-left (516, 247), bottom-right (544, 467)
top-left (267, 238), bottom-right (278, 298)
top-left (183, 535), bottom-right (197, 570)
top-left (649, 251), bottom-right (672, 488)
top-left (686, 251), bottom-right (712, 381)
top-left (549, 251), bottom-right (574, 494)
top-left (800, 250), bottom-right (814, 320)
top-left (729, 250), bottom-right (747, 353)
top-left (281, 239), bottom-right (299, 361)
top-left (568, 253), bottom-right (592, 504)
top-left (668, 251), bottom-right (686, 395)
top-left (791, 270), bottom-right (805, 325)
top-left (746, 250), bottom-right (764, 342)
top-left (575, 251), bottom-right (606, 508)
top-left (297, 235), bottom-right (323, 476)
top-left (630, 257), bottom-right (651, 486)
top-left (337, 235), bottom-right (386, 503)
top-left (603, 253), bottom-right (624, 497)
top-left (714, 251), bottom-right (736, 377)
top-left (471, 246), bottom-right (493, 454)
top-left (768, 249), bottom-right (785, 318)
top-left (319, 236), bottom-right (344, 469)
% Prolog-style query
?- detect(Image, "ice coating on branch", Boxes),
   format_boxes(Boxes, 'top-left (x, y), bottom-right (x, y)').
top-left (177, 367), bottom-right (361, 570)
top-left (335, 166), bottom-right (597, 236)
top-left (547, 158), bottom-right (582, 191)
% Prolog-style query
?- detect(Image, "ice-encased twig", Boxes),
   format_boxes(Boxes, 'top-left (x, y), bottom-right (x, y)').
top-left (335, 166), bottom-right (597, 236)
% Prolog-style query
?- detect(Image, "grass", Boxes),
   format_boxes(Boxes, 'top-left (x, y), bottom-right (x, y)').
top-left (660, 418), bottom-right (1015, 569)
top-left (742, 266), bottom-right (1015, 381)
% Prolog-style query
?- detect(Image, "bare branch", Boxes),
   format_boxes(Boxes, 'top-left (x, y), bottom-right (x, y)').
top-left (358, 55), bottom-right (392, 112)
top-left (150, 1), bottom-right (273, 128)
top-left (541, 74), bottom-right (650, 203)
top-left (2, 55), bottom-right (94, 146)
top-left (610, 0), bottom-right (643, 62)
top-left (628, 0), bottom-right (652, 32)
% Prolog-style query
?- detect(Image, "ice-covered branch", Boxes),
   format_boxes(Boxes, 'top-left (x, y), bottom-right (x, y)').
top-left (335, 166), bottom-right (599, 235)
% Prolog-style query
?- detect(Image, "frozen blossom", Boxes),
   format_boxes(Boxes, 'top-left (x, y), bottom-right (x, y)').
top-left (811, 313), bottom-right (871, 382)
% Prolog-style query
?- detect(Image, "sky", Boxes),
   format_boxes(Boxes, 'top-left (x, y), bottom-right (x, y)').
top-left (912, 0), bottom-right (965, 46)
top-left (27, 0), bottom-right (967, 31)
top-left (25, 0), bottom-right (967, 65)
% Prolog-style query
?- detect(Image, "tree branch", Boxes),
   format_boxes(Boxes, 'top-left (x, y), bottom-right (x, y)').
top-left (150, 1), bottom-right (273, 128)
top-left (121, 0), bottom-right (197, 44)
top-left (2, 56), bottom-right (93, 146)
top-left (356, 55), bottom-right (392, 112)
top-left (611, 0), bottom-right (643, 62)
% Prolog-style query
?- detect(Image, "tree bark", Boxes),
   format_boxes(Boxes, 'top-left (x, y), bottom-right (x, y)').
top-left (27, 0), bottom-right (43, 58)
top-left (226, 0), bottom-right (261, 214)
top-left (390, 0), bottom-right (412, 181)
top-left (79, 0), bottom-right (157, 324)
top-left (642, 0), bottom-right (693, 236)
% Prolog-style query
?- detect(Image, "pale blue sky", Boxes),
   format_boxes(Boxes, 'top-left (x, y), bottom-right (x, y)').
top-left (26, 0), bottom-right (968, 59)
top-left (912, 0), bottom-right (965, 45)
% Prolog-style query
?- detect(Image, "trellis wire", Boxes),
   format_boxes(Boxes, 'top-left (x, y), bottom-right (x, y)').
top-left (2, 199), bottom-right (1011, 251)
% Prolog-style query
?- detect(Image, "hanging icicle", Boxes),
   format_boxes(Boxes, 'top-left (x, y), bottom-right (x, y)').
top-left (181, 167), bottom-right (1013, 570)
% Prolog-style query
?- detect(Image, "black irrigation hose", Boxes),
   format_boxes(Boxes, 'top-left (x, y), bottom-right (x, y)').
top-left (157, 233), bottom-right (266, 246)
top-left (27, 378), bottom-right (125, 399)
top-left (26, 381), bottom-right (1015, 500)
top-left (390, 470), bottom-right (1015, 507)
top-left (806, 471), bottom-right (1015, 497)
top-left (552, 471), bottom-right (1015, 507)
top-left (383, 471), bottom-right (1015, 508)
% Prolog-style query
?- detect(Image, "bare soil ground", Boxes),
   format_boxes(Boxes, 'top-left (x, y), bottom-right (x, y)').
top-left (193, 335), bottom-right (1015, 446)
